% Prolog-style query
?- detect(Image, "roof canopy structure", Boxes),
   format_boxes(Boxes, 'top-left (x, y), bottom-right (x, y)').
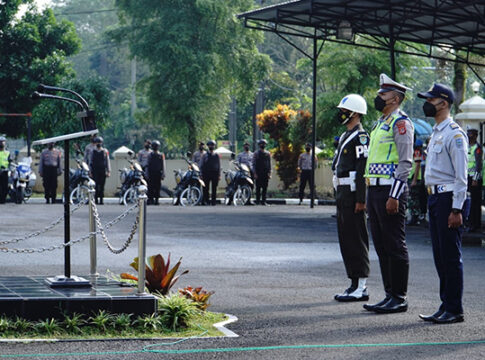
top-left (239, 0), bottom-right (485, 75)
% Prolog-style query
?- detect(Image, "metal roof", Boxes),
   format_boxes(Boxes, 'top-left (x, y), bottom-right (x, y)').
top-left (238, 0), bottom-right (485, 63)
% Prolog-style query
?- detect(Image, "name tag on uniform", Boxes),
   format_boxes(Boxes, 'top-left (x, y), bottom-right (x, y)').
top-left (381, 124), bottom-right (390, 131)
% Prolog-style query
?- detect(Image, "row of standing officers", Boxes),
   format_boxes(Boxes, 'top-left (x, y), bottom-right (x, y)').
top-left (332, 73), bottom-right (467, 325)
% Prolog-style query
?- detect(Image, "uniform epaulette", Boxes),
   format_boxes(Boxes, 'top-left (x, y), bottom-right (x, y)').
top-left (449, 122), bottom-right (459, 130)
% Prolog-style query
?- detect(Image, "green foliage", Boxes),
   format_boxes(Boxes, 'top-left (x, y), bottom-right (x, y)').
top-left (0, 317), bottom-right (10, 332)
top-left (121, 253), bottom-right (189, 296)
top-left (12, 316), bottom-right (32, 333)
top-left (0, 2), bottom-right (81, 137)
top-left (257, 105), bottom-right (312, 188)
top-left (112, 313), bottom-right (133, 331)
top-left (135, 313), bottom-right (162, 332)
top-left (179, 286), bottom-right (214, 311)
top-left (158, 294), bottom-right (199, 331)
top-left (89, 310), bottom-right (113, 332)
top-left (62, 313), bottom-right (85, 334)
top-left (110, 0), bottom-right (271, 150)
top-left (33, 318), bottom-right (61, 336)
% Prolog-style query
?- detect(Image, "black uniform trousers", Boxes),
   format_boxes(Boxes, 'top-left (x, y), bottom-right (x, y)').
top-left (299, 169), bottom-right (312, 201)
top-left (428, 192), bottom-right (464, 315)
top-left (203, 171), bottom-right (219, 205)
top-left (0, 171), bottom-right (8, 203)
top-left (255, 176), bottom-right (269, 204)
top-left (43, 165), bottom-right (58, 201)
top-left (148, 172), bottom-right (161, 204)
top-left (367, 185), bottom-right (409, 300)
top-left (0, 170), bottom-right (8, 204)
top-left (92, 170), bottom-right (106, 203)
top-left (467, 177), bottom-right (482, 231)
top-left (336, 186), bottom-right (370, 279)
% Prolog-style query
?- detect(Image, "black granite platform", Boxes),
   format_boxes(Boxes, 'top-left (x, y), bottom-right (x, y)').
top-left (0, 275), bottom-right (158, 320)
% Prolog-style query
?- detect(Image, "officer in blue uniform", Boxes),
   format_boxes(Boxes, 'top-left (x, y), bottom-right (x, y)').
top-left (417, 84), bottom-right (467, 324)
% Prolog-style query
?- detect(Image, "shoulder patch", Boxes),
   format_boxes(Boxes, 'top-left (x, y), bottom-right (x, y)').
top-left (396, 120), bottom-right (407, 135)
top-left (454, 134), bottom-right (463, 139)
top-left (359, 134), bottom-right (368, 145)
top-left (456, 137), bottom-right (464, 149)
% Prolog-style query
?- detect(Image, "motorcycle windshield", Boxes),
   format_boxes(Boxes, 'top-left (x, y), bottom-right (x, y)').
top-left (240, 163), bottom-right (250, 172)
top-left (81, 162), bottom-right (90, 172)
top-left (18, 164), bottom-right (30, 173)
top-left (191, 163), bottom-right (200, 172)
top-left (20, 157), bottom-right (32, 166)
top-left (134, 163), bottom-right (143, 172)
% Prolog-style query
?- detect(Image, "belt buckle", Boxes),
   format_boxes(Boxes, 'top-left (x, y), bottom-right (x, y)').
top-left (427, 186), bottom-right (432, 195)
top-left (365, 178), bottom-right (370, 186)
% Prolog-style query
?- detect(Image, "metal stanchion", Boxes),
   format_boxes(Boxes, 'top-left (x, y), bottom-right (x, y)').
top-left (137, 185), bottom-right (148, 295)
top-left (88, 180), bottom-right (98, 278)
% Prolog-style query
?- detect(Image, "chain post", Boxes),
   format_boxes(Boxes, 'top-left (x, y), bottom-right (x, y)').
top-left (137, 185), bottom-right (148, 295)
top-left (88, 180), bottom-right (98, 278)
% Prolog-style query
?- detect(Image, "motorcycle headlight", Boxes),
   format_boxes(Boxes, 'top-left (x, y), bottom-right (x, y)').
top-left (175, 174), bottom-right (181, 184)
top-left (225, 172), bottom-right (233, 185)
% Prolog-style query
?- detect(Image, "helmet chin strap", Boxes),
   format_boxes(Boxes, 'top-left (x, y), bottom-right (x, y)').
top-left (342, 111), bottom-right (355, 125)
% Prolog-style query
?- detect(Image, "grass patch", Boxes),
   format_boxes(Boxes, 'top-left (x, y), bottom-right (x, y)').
top-left (0, 312), bottom-right (227, 340)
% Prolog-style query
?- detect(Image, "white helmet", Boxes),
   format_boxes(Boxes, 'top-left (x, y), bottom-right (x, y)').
top-left (337, 94), bottom-right (367, 115)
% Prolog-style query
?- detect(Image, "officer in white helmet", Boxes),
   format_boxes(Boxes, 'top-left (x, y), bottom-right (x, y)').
top-left (332, 94), bottom-right (371, 302)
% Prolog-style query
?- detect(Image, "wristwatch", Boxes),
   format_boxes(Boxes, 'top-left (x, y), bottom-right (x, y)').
top-left (451, 208), bottom-right (462, 214)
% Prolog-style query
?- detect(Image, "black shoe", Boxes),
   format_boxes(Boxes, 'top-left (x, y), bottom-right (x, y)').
top-left (432, 311), bottom-right (464, 324)
top-left (51, 198), bottom-right (56, 204)
top-left (373, 296), bottom-right (408, 314)
top-left (419, 309), bottom-right (444, 322)
top-left (363, 296), bottom-right (391, 312)
top-left (335, 287), bottom-right (369, 302)
top-left (45, 199), bottom-right (50, 204)
top-left (334, 286), bottom-right (356, 301)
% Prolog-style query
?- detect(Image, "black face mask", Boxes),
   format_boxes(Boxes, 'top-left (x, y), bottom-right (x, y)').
top-left (48, 144), bottom-right (54, 150)
top-left (305, 147), bottom-right (311, 152)
top-left (337, 110), bottom-right (352, 125)
top-left (96, 144), bottom-right (102, 148)
top-left (145, 145), bottom-right (150, 150)
top-left (423, 101), bottom-right (443, 117)
top-left (199, 146), bottom-right (204, 151)
top-left (208, 146), bottom-right (215, 151)
top-left (244, 146), bottom-right (249, 151)
top-left (374, 96), bottom-right (387, 112)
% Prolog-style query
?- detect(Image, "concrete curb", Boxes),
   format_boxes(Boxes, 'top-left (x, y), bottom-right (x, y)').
top-left (24, 197), bottom-right (336, 206)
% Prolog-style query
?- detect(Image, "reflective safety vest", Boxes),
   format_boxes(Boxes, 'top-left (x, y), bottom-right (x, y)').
top-left (0, 151), bottom-right (9, 168)
top-left (365, 113), bottom-right (406, 179)
top-left (468, 143), bottom-right (477, 175)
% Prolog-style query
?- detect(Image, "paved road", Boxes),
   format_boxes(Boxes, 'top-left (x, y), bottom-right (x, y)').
top-left (0, 203), bottom-right (484, 359)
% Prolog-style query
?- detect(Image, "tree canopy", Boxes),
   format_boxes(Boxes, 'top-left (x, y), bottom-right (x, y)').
top-left (111, 0), bottom-right (271, 151)
top-left (0, 0), bottom-right (81, 137)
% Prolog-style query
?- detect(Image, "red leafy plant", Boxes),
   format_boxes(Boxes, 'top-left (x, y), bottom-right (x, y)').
top-left (121, 253), bottom-right (188, 295)
top-left (179, 287), bottom-right (214, 311)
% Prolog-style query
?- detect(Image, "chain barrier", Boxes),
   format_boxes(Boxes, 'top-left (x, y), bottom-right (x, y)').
top-left (90, 197), bottom-right (139, 254)
top-left (0, 201), bottom-right (85, 246)
top-left (0, 201), bottom-right (139, 254)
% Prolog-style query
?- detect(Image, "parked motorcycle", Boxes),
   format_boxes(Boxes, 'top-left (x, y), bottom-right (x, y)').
top-left (119, 158), bottom-right (147, 206)
top-left (172, 155), bottom-right (205, 206)
top-left (223, 157), bottom-right (253, 206)
top-left (8, 156), bottom-right (36, 204)
top-left (69, 157), bottom-right (93, 204)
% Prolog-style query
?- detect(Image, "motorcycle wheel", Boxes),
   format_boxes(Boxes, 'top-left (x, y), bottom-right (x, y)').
top-left (123, 187), bottom-right (138, 206)
top-left (224, 190), bottom-right (233, 205)
top-left (24, 186), bottom-right (33, 202)
top-left (15, 187), bottom-right (24, 204)
top-left (180, 186), bottom-right (202, 207)
top-left (70, 185), bottom-right (90, 205)
top-left (233, 185), bottom-right (251, 206)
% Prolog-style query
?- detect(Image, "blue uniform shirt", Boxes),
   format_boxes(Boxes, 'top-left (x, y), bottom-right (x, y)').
top-left (424, 118), bottom-right (468, 210)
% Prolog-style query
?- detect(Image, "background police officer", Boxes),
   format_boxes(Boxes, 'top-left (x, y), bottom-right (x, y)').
top-left (298, 143), bottom-right (317, 205)
top-left (137, 139), bottom-right (152, 172)
top-left (146, 140), bottom-right (165, 205)
top-left (407, 139), bottom-right (424, 225)
top-left (0, 136), bottom-right (11, 204)
top-left (364, 74), bottom-right (414, 314)
top-left (200, 140), bottom-right (220, 206)
top-left (192, 142), bottom-right (206, 166)
top-left (418, 84), bottom-right (467, 324)
top-left (39, 142), bottom-right (62, 204)
top-left (252, 139), bottom-right (271, 205)
top-left (332, 94), bottom-right (371, 302)
top-left (237, 141), bottom-right (253, 170)
top-left (89, 136), bottom-right (111, 205)
top-left (466, 128), bottom-right (482, 232)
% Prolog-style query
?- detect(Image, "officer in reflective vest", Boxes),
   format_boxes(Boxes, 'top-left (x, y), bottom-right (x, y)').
top-left (332, 94), bottom-right (371, 302)
top-left (0, 136), bottom-right (11, 204)
top-left (363, 74), bottom-right (414, 314)
top-left (466, 128), bottom-right (482, 232)
top-left (417, 83), bottom-right (467, 324)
